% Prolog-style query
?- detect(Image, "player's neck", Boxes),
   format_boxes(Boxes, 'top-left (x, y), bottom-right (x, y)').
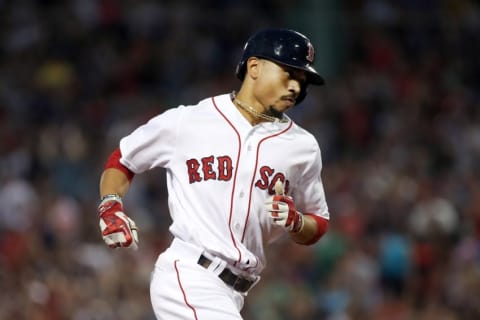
top-left (231, 91), bottom-right (285, 125)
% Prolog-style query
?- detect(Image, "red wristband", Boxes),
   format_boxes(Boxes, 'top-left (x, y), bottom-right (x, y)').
top-left (303, 213), bottom-right (329, 245)
top-left (104, 148), bottom-right (135, 182)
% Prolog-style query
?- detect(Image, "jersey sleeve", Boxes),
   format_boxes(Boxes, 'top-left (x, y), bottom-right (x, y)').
top-left (119, 107), bottom-right (184, 173)
top-left (294, 139), bottom-right (330, 220)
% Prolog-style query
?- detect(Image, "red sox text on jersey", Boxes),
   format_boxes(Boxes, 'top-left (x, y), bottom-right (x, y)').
top-left (186, 155), bottom-right (290, 194)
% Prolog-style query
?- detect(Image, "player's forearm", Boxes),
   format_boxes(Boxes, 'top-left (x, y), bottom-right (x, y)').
top-left (99, 168), bottom-right (131, 198)
top-left (289, 214), bottom-right (328, 245)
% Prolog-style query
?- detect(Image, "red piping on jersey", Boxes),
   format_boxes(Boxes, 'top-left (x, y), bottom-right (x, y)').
top-left (241, 120), bottom-right (293, 272)
top-left (211, 96), bottom-right (243, 265)
top-left (174, 259), bottom-right (199, 320)
top-left (242, 121), bottom-right (293, 244)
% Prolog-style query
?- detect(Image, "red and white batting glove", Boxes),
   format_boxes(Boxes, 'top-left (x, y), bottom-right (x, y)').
top-left (265, 180), bottom-right (304, 233)
top-left (98, 194), bottom-right (139, 250)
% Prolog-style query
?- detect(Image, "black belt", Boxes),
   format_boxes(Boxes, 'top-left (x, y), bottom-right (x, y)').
top-left (197, 254), bottom-right (256, 293)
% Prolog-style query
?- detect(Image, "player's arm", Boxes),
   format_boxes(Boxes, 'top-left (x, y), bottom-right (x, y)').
top-left (100, 167), bottom-right (131, 198)
top-left (287, 213), bottom-right (328, 245)
top-left (265, 180), bottom-right (328, 245)
top-left (97, 148), bottom-right (139, 249)
top-left (100, 147), bottom-right (136, 197)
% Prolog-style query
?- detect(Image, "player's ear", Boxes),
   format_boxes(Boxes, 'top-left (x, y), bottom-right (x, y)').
top-left (246, 57), bottom-right (261, 79)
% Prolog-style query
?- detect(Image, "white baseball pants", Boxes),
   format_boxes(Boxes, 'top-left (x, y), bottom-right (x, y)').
top-left (150, 238), bottom-right (245, 319)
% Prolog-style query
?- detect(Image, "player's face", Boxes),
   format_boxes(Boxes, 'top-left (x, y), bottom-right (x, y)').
top-left (255, 59), bottom-right (307, 114)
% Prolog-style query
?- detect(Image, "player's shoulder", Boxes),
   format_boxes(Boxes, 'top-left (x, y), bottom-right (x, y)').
top-left (199, 93), bottom-right (231, 107)
top-left (158, 93), bottom-right (230, 125)
top-left (288, 120), bottom-right (317, 141)
top-left (285, 120), bottom-right (321, 152)
top-left (177, 93), bottom-right (230, 111)
top-left (139, 94), bottom-right (227, 127)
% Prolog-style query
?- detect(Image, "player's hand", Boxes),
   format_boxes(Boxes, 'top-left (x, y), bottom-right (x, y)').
top-left (98, 195), bottom-right (139, 250)
top-left (265, 180), bottom-right (304, 233)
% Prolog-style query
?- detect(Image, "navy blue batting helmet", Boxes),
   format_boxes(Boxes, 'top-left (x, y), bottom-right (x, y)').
top-left (235, 28), bottom-right (325, 86)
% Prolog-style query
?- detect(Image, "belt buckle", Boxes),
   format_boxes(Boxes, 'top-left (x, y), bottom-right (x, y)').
top-left (232, 273), bottom-right (260, 293)
top-left (198, 253), bottom-right (260, 293)
top-left (232, 276), bottom-right (246, 292)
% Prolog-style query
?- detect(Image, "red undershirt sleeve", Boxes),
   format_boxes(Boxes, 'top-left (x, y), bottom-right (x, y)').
top-left (104, 147), bottom-right (135, 183)
top-left (304, 213), bottom-right (329, 245)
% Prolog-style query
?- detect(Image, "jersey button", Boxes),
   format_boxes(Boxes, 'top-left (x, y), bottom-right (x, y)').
top-left (239, 191), bottom-right (244, 198)
top-left (234, 222), bottom-right (241, 230)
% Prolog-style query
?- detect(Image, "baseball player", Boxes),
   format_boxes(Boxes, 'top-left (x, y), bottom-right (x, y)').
top-left (97, 28), bottom-right (330, 319)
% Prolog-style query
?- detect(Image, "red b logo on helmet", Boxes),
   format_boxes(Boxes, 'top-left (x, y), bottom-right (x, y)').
top-left (306, 42), bottom-right (315, 63)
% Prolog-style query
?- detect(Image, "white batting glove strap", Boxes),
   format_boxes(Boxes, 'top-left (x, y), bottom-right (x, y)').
top-left (100, 194), bottom-right (123, 207)
top-left (291, 211), bottom-right (304, 233)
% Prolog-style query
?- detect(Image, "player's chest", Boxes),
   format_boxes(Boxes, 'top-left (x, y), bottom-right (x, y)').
top-left (176, 127), bottom-right (304, 193)
top-left (178, 124), bottom-right (297, 165)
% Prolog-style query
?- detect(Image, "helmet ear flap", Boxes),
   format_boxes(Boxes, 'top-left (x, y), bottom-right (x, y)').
top-left (296, 85), bottom-right (307, 105)
top-left (235, 61), bottom-right (246, 81)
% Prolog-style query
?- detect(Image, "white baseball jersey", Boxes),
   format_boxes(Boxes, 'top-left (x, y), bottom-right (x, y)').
top-left (119, 93), bottom-right (329, 276)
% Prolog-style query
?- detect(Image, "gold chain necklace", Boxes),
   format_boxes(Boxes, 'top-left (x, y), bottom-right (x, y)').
top-left (231, 92), bottom-right (287, 123)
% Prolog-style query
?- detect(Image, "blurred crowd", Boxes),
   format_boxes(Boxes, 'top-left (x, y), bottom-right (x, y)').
top-left (1, 0), bottom-right (480, 319)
